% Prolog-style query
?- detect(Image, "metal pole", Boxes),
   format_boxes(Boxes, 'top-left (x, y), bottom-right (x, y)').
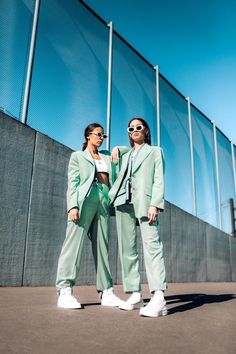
top-left (231, 141), bottom-right (236, 199)
top-left (212, 120), bottom-right (222, 229)
top-left (186, 97), bottom-right (196, 216)
top-left (229, 198), bottom-right (235, 236)
top-left (106, 21), bottom-right (113, 151)
top-left (154, 65), bottom-right (161, 147)
top-left (21, 0), bottom-right (40, 124)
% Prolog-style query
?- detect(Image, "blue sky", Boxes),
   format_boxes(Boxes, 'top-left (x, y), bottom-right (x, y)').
top-left (83, 0), bottom-right (236, 144)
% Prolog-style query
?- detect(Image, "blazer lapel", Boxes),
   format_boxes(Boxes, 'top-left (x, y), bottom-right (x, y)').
top-left (82, 148), bottom-right (94, 165)
top-left (122, 149), bottom-right (133, 172)
top-left (115, 149), bottom-right (133, 185)
top-left (132, 144), bottom-right (152, 173)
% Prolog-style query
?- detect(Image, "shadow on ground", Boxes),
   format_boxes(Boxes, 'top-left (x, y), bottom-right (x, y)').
top-left (145, 293), bottom-right (236, 314)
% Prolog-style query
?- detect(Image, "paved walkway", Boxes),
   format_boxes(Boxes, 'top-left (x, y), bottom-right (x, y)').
top-left (0, 283), bottom-right (235, 354)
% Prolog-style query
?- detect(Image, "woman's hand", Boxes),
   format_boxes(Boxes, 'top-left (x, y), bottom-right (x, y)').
top-left (110, 146), bottom-right (120, 162)
top-left (68, 208), bottom-right (80, 223)
top-left (148, 206), bottom-right (159, 225)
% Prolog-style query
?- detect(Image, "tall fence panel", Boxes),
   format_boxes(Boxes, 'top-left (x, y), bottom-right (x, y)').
top-left (191, 107), bottom-right (218, 227)
top-left (160, 78), bottom-right (193, 214)
top-left (0, 0), bottom-right (34, 119)
top-left (27, 0), bottom-right (109, 151)
top-left (110, 33), bottom-right (157, 147)
top-left (217, 130), bottom-right (235, 233)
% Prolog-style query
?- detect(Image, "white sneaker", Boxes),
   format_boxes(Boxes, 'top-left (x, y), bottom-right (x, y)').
top-left (57, 287), bottom-right (81, 309)
top-left (119, 292), bottom-right (143, 311)
top-left (101, 288), bottom-right (122, 307)
top-left (139, 291), bottom-right (168, 317)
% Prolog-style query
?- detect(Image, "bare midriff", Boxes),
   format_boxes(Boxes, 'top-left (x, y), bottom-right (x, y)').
top-left (96, 172), bottom-right (109, 186)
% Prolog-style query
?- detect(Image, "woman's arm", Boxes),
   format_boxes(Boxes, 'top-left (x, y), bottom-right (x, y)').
top-left (147, 148), bottom-right (164, 224)
top-left (150, 148), bottom-right (165, 211)
top-left (110, 146), bottom-right (130, 163)
top-left (66, 152), bottom-right (81, 215)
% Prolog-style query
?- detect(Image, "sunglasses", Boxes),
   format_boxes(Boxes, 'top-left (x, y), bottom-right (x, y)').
top-left (89, 132), bottom-right (107, 139)
top-left (127, 124), bottom-right (145, 134)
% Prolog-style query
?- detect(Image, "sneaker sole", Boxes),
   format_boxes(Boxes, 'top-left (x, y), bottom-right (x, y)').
top-left (139, 307), bottom-right (168, 317)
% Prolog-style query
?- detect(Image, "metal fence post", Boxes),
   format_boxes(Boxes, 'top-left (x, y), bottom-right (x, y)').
top-left (186, 97), bottom-right (196, 216)
top-left (229, 198), bottom-right (236, 236)
top-left (106, 21), bottom-right (113, 151)
top-left (212, 120), bottom-right (222, 229)
top-left (21, 0), bottom-right (40, 124)
top-left (154, 65), bottom-right (160, 147)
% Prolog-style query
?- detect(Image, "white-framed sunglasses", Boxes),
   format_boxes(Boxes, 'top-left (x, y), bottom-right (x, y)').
top-left (127, 124), bottom-right (145, 134)
top-left (89, 131), bottom-right (107, 139)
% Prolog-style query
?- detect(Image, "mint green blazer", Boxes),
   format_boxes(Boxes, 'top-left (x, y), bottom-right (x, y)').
top-left (66, 148), bottom-right (115, 213)
top-left (109, 144), bottom-right (165, 218)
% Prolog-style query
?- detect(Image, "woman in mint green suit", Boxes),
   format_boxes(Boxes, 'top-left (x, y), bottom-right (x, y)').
top-left (56, 123), bottom-right (121, 309)
top-left (109, 118), bottom-right (168, 318)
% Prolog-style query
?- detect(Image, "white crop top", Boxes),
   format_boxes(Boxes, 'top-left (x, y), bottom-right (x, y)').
top-left (94, 157), bottom-right (108, 173)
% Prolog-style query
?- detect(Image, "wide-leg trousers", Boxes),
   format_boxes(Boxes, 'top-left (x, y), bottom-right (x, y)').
top-left (116, 204), bottom-right (167, 293)
top-left (56, 183), bottom-right (113, 292)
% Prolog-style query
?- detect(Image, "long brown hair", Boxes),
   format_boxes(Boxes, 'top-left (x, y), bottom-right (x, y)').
top-left (82, 123), bottom-right (104, 151)
top-left (127, 118), bottom-right (151, 147)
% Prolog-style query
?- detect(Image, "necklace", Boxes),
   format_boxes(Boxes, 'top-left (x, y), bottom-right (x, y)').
top-left (91, 150), bottom-right (100, 160)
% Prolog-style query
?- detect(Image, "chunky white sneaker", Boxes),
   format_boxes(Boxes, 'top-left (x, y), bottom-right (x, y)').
top-left (101, 288), bottom-right (122, 307)
top-left (119, 292), bottom-right (143, 311)
top-left (139, 291), bottom-right (167, 317)
top-left (57, 287), bottom-right (81, 309)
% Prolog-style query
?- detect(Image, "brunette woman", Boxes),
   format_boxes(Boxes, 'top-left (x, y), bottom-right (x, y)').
top-left (56, 123), bottom-right (121, 309)
top-left (109, 118), bottom-right (168, 317)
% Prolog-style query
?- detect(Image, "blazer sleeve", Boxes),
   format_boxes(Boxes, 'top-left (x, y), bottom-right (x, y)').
top-left (118, 146), bottom-right (130, 156)
top-left (151, 148), bottom-right (165, 211)
top-left (67, 152), bottom-right (81, 212)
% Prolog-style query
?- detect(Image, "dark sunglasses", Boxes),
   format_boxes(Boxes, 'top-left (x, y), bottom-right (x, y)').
top-left (127, 124), bottom-right (145, 134)
top-left (89, 132), bottom-right (107, 139)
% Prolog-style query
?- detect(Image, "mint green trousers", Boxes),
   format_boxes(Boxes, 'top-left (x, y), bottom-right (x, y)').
top-left (116, 204), bottom-right (167, 293)
top-left (56, 183), bottom-right (113, 292)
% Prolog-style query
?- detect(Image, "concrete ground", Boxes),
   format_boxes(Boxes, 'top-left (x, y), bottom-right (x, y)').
top-left (0, 283), bottom-right (235, 354)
